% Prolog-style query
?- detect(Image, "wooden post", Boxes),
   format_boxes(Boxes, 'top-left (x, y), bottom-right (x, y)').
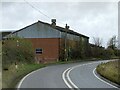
top-left (15, 62), bottom-right (18, 69)
top-left (64, 24), bottom-right (69, 61)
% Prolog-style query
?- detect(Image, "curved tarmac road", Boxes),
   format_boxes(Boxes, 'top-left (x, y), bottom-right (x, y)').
top-left (18, 60), bottom-right (119, 89)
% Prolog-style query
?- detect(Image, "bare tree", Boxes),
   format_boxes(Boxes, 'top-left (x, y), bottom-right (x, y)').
top-left (93, 37), bottom-right (103, 47)
top-left (107, 35), bottom-right (117, 49)
top-left (91, 37), bottom-right (103, 58)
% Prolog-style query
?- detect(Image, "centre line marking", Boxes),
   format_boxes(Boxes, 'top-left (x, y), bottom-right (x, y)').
top-left (62, 60), bottom-right (118, 89)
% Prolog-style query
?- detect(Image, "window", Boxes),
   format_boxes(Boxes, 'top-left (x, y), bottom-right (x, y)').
top-left (36, 48), bottom-right (43, 54)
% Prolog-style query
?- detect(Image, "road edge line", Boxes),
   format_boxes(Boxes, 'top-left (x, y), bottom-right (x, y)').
top-left (62, 61), bottom-right (100, 89)
top-left (62, 60), bottom-right (118, 89)
top-left (93, 68), bottom-right (118, 88)
top-left (17, 67), bottom-right (47, 89)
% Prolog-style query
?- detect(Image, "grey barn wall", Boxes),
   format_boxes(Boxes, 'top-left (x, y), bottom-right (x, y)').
top-left (61, 32), bottom-right (80, 41)
top-left (12, 22), bottom-right (87, 52)
top-left (13, 22), bottom-right (61, 38)
top-left (12, 21), bottom-right (89, 42)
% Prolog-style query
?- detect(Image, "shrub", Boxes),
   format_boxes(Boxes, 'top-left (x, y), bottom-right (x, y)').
top-left (2, 37), bottom-right (34, 69)
top-left (96, 61), bottom-right (120, 85)
top-left (105, 48), bottom-right (115, 58)
top-left (114, 49), bottom-right (120, 57)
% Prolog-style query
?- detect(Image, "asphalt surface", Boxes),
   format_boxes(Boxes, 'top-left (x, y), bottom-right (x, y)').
top-left (18, 60), bottom-right (119, 89)
top-left (18, 62), bottom-right (80, 88)
top-left (69, 62), bottom-right (116, 88)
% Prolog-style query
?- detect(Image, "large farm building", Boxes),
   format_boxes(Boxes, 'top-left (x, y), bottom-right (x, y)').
top-left (7, 19), bottom-right (89, 63)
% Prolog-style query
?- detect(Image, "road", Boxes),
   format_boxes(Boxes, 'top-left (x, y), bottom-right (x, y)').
top-left (18, 60), bottom-right (119, 90)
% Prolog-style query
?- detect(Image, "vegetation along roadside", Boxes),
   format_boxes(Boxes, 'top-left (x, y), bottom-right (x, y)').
top-left (2, 35), bottom-right (120, 89)
top-left (2, 37), bottom-right (45, 88)
top-left (96, 60), bottom-right (120, 85)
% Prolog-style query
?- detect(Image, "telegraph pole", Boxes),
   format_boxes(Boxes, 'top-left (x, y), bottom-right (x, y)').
top-left (64, 24), bottom-right (69, 61)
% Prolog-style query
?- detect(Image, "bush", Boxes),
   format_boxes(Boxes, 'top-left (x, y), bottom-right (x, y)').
top-left (105, 48), bottom-right (115, 58)
top-left (96, 61), bottom-right (120, 85)
top-left (114, 49), bottom-right (120, 57)
top-left (98, 48), bottom-right (115, 59)
top-left (2, 37), bottom-right (34, 69)
top-left (69, 49), bottom-right (80, 59)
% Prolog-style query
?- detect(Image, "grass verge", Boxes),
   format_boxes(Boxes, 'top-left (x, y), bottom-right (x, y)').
top-left (2, 63), bottom-right (45, 88)
top-left (96, 60), bottom-right (120, 85)
top-left (1, 59), bottom-right (89, 88)
top-left (2, 58), bottom-right (97, 88)
top-left (2, 58), bottom-right (118, 88)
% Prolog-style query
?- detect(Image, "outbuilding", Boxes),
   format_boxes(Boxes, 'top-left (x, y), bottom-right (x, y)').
top-left (11, 19), bottom-right (89, 63)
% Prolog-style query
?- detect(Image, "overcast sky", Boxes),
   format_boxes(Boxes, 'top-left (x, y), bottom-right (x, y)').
top-left (0, 0), bottom-right (118, 47)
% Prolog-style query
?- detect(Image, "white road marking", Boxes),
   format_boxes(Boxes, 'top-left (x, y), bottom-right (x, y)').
top-left (62, 61), bottom-right (101, 89)
top-left (62, 60), bottom-right (118, 89)
top-left (17, 59), bottom-right (118, 89)
top-left (67, 68), bottom-right (80, 90)
top-left (93, 68), bottom-right (118, 88)
top-left (17, 67), bottom-right (47, 89)
top-left (62, 68), bottom-right (73, 88)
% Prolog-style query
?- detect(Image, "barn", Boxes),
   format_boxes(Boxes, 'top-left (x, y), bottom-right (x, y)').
top-left (10, 19), bottom-right (89, 63)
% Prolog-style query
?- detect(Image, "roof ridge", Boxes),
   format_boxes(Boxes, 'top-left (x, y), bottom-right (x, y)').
top-left (12, 20), bottom-right (89, 38)
top-left (38, 20), bottom-right (89, 38)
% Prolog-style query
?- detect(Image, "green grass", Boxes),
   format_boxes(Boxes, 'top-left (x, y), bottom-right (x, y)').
top-left (2, 58), bottom-right (97, 88)
top-left (2, 56), bottom-right (119, 88)
top-left (2, 60), bottom-right (76, 88)
top-left (2, 63), bottom-right (45, 88)
top-left (2, 60), bottom-right (75, 88)
top-left (96, 60), bottom-right (120, 85)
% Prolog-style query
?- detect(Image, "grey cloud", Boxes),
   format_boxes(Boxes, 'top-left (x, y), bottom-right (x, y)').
top-left (0, 2), bottom-right (118, 47)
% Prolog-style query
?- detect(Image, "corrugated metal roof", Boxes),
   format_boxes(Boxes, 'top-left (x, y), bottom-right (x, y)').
top-left (12, 20), bottom-right (89, 38)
